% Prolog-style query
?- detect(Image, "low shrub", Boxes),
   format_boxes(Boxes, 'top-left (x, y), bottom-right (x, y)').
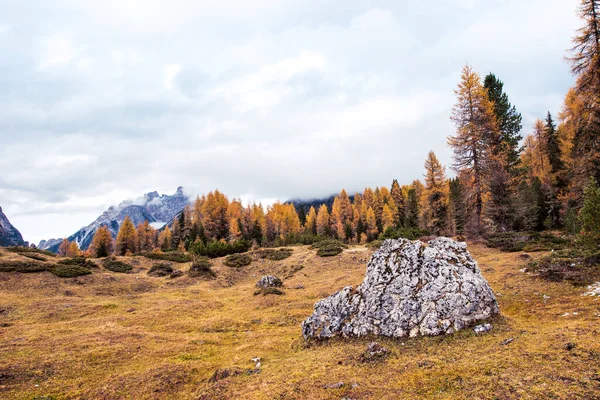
top-left (223, 253), bottom-right (252, 268)
top-left (529, 248), bottom-right (600, 286)
top-left (142, 251), bottom-right (192, 263)
top-left (0, 260), bottom-right (48, 273)
top-left (316, 246), bottom-right (343, 257)
top-left (58, 256), bottom-right (97, 268)
top-left (309, 239), bottom-right (348, 250)
top-left (188, 257), bottom-right (216, 278)
top-left (253, 287), bottom-right (285, 296)
top-left (522, 233), bottom-right (571, 252)
top-left (257, 248), bottom-right (293, 261)
top-left (311, 239), bottom-right (346, 257)
top-left (22, 253), bottom-right (48, 262)
top-left (50, 264), bottom-right (92, 278)
top-left (486, 232), bottom-right (570, 252)
top-left (4, 246), bottom-right (57, 257)
top-left (102, 257), bottom-right (133, 273)
top-left (147, 263), bottom-right (173, 277)
top-left (189, 239), bottom-right (251, 259)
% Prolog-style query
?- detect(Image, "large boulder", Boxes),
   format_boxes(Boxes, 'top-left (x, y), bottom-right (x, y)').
top-left (302, 237), bottom-right (499, 339)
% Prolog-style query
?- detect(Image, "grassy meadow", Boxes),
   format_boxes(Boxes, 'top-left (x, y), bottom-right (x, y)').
top-left (1, 243), bottom-right (600, 399)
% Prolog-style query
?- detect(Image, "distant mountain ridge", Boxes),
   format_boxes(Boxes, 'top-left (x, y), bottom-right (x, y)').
top-left (0, 206), bottom-right (26, 247)
top-left (38, 187), bottom-right (189, 252)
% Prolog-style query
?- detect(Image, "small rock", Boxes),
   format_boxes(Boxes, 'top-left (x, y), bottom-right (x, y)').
top-left (127, 308), bottom-right (136, 313)
top-left (500, 337), bottom-right (515, 346)
top-left (518, 253), bottom-right (532, 260)
top-left (564, 342), bottom-right (577, 351)
top-left (359, 342), bottom-right (391, 363)
top-left (208, 368), bottom-right (246, 383)
top-left (474, 323), bottom-right (493, 334)
top-left (323, 382), bottom-right (344, 389)
top-left (251, 357), bottom-right (261, 363)
top-left (256, 275), bottom-right (283, 288)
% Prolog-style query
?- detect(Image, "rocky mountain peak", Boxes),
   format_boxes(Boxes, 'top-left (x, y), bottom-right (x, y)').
top-left (0, 206), bottom-right (26, 247)
top-left (38, 187), bottom-right (189, 252)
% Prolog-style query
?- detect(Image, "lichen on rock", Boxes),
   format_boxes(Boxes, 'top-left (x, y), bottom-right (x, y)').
top-left (302, 237), bottom-right (499, 339)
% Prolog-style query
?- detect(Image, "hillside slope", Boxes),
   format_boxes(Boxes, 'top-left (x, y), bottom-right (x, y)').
top-left (0, 244), bottom-right (599, 399)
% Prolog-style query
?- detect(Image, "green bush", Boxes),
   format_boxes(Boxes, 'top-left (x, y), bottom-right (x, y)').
top-left (189, 239), bottom-right (251, 259)
top-left (0, 260), bottom-right (48, 273)
top-left (58, 256), bottom-right (97, 268)
top-left (316, 245), bottom-right (343, 257)
top-left (142, 251), bottom-right (192, 263)
top-left (223, 253), bottom-right (253, 268)
top-left (147, 263), bottom-right (173, 277)
top-left (102, 257), bottom-right (133, 273)
top-left (309, 239), bottom-right (348, 250)
top-left (50, 264), bottom-right (92, 278)
top-left (188, 257), bottom-right (216, 278)
top-left (4, 246), bottom-right (57, 257)
top-left (257, 248), bottom-right (293, 261)
top-left (310, 239), bottom-right (346, 257)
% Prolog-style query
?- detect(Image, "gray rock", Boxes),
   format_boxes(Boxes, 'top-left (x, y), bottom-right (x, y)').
top-left (473, 323), bottom-right (493, 334)
top-left (359, 342), bottom-right (390, 362)
top-left (256, 275), bottom-right (283, 288)
top-left (302, 237), bottom-right (499, 339)
top-left (323, 382), bottom-right (344, 389)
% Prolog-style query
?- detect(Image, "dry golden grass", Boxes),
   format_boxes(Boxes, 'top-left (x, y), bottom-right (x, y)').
top-left (1, 244), bottom-right (600, 399)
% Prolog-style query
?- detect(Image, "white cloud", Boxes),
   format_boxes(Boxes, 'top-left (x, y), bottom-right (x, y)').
top-left (164, 64), bottom-right (182, 91)
top-left (0, 0), bottom-right (580, 243)
top-left (37, 33), bottom-right (77, 70)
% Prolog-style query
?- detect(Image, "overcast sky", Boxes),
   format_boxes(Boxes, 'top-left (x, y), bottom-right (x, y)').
top-left (0, 0), bottom-right (580, 244)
